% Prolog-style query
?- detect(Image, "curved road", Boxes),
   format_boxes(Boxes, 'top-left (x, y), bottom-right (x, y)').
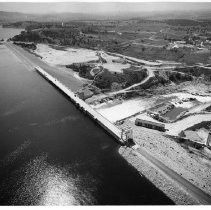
top-left (106, 66), bottom-right (155, 97)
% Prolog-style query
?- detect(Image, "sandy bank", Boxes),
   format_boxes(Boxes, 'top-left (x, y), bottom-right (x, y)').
top-left (35, 44), bottom-right (98, 66)
top-left (34, 44), bottom-right (131, 73)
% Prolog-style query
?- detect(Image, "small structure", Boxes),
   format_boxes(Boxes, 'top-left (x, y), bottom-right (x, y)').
top-left (175, 41), bottom-right (186, 44)
top-left (77, 91), bottom-right (85, 100)
top-left (77, 89), bottom-right (94, 100)
top-left (135, 118), bottom-right (165, 132)
top-left (171, 44), bottom-right (179, 50)
top-left (120, 126), bottom-right (133, 143)
top-left (206, 132), bottom-right (211, 147)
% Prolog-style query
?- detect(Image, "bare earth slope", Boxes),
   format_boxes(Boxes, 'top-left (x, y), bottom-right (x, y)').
top-left (119, 120), bottom-right (211, 204)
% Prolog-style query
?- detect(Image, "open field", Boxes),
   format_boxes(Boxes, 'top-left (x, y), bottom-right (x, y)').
top-left (34, 44), bottom-right (132, 73)
top-left (35, 44), bottom-right (98, 66)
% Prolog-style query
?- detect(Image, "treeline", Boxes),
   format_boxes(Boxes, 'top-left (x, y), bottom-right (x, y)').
top-left (3, 21), bottom-right (54, 30)
top-left (165, 19), bottom-right (211, 27)
top-left (12, 31), bottom-right (54, 44)
top-left (3, 21), bottom-right (25, 28)
top-left (11, 26), bottom-right (122, 52)
top-left (94, 68), bottom-right (147, 90)
top-left (67, 62), bottom-right (148, 90)
top-left (140, 71), bottom-right (193, 90)
top-left (174, 66), bottom-right (211, 81)
top-left (4, 20), bottom-right (109, 33)
top-left (66, 63), bottom-right (94, 80)
top-left (13, 41), bottom-right (36, 50)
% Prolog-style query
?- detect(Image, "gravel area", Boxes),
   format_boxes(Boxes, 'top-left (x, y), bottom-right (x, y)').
top-left (119, 147), bottom-right (200, 205)
top-left (119, 120), bottom-right (211, 199)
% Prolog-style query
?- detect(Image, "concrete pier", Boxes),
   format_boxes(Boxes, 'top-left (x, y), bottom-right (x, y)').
top-left (35, 66), bottom-right (125, 144)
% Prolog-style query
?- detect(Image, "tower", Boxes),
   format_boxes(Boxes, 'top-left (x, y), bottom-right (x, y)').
top-left (120, 126), bottom-right (133, 143)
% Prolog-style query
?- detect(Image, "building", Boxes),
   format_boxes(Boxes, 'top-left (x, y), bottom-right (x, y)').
top-left (121, 126), bottom-right (133, 141)
top-left (120, 126), bottom-right (134, 145)
top-left (135, 118), bottom-right (165, 132)
top-left (206, 133), bottom-right (211, 147)
top-left (77, 89), bottom-right (94, 100)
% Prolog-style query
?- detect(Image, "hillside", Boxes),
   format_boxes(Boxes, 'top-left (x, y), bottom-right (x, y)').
top-left (0, 11), bottom-right (28, 23)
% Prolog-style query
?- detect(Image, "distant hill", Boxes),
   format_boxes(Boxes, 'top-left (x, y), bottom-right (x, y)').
top-left (1, 10), bottom-right (211, 24)
top-left (0, 11), bottom-right (28, 23)
top-left (0, 11), bottom-right (98, 23)
top-left (0, 11), bottom-right (137, 23)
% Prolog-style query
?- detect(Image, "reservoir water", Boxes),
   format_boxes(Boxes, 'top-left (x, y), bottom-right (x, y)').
top-left (0, 25), bottom-right (23, 40)
top-left (0, 28), bottom-right (174, 205)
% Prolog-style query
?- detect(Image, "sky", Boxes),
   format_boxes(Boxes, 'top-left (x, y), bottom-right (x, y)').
top-left (0, 2), bottom-right (211, 14)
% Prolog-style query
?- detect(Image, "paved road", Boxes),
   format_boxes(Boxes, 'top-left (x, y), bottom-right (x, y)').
top-left (5, 41), bottom-right (211, 204)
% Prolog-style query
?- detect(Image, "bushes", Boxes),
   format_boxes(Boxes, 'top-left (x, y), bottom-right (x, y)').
top-left (94, 68), bottom-right (147, 90)
top-left (67, 63), bottom-right (147, 90)
top-left (153, 71), bottom-right (193, 86)
top-left (10, 23), bottom-right (124, 52)
top-left (94, 75), bottom-right (111, 89)
top-left (123, 68), bottom-right (147, 87)
top-left (13, 31), bottom-right (41, 42)
top-left (11, 27), bottom-right (107, 50)
top-left (111, 82), bottom-right (122, 91)
top-left (79, 65), bottom-right (93, 79)
top-left (174, 66), bottom-right (211, 81)
top-left (66, 63), bottom-right (94, 80)
top-left (205, 106), bottom-right (211, 112)
top-left (13, 42), bottom-right (37, 50)
top-left (169, 72), bottom-right (193, 83)
top-left (12, 30), bottom-right (55, 44)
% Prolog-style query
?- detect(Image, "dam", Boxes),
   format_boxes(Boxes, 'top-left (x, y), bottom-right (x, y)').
top-left (35, 66), bottom-right (131, 145)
